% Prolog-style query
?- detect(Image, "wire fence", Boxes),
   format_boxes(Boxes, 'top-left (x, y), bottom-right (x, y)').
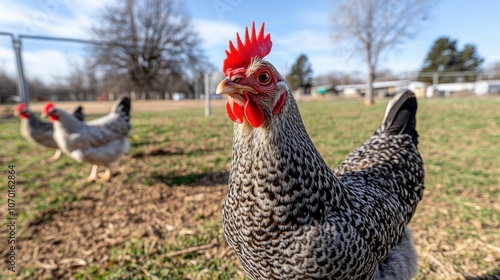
top-left (0, 33), bottom-right (218, 104)
top-left (20, 36), bottom-right (99, 101)
top-left (0, 34), bottom-right (18, 104)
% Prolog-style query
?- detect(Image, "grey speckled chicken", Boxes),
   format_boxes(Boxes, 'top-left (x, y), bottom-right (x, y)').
top-left (14, 103), bottom-right (84, 162)
top-left (217, 23), bottom-right (424, 280)
top-left (42, 97), bottom-right (131, 182)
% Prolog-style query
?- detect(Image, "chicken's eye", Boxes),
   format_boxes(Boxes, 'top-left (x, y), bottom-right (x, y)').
top-left (258, 71), bottom-right (271, 85)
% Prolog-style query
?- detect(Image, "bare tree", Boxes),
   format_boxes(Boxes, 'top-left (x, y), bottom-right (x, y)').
top-left (314, 70), bottom-right (364, 87)
top-left (0, 71), bottom-right (17, 104)
top-left (67, 61), bottom-right (99, 101)
top-left (331, 0), bottom-right (433, 105)
top-left (91, 0), bottom-right (207, 99)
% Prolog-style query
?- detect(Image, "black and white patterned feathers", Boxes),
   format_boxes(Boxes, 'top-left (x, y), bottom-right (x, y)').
top-left (222, 89), bottom-right (424, 279)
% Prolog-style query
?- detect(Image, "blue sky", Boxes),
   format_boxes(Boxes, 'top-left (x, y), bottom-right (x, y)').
top-left (1, 0), bottom-right (499, 80)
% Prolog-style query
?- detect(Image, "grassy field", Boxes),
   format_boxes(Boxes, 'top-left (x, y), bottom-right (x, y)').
top-left (0, 96), bottom-right (498, 279)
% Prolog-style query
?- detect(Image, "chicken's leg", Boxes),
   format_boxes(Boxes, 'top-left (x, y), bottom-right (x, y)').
top-left (46, 149), bottom-right (62, 163)
top-left (87, 165), bottom-right (99, 182)
top-left (98, 166), bottom-right (112, 182)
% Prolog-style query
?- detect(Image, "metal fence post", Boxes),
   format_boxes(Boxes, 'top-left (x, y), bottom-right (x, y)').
top-left (432, 72), bottom-right (438, 97)
top-left (12, 36), bottom-right (29, 104)
top-left (204, 72), bottom-right (211, 117)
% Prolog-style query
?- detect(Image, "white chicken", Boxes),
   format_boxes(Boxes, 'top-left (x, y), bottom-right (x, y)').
top-left (14, 103), bottom-right (84, 162)
top-left (42, 97), bottom-right (131, 182)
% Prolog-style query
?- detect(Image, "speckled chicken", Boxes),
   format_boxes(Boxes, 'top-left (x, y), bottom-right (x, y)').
top-left (14, 103), bottom-right (84, 162)
top-left (42, 97), bottom-right (131, 182)
top-left (217, 23), bottom-right (424, 280)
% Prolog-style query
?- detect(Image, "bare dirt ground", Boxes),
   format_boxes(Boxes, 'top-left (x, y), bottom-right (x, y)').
top-left (14, 176), bottom-right (500, 279)
top-left (17, 172), bottom-right (232, 279)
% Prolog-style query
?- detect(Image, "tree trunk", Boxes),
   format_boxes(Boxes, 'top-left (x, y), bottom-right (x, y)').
top-left (365, 67), bottom-right (375, 106)
top-left (364, 43), bottom-right (375, 106)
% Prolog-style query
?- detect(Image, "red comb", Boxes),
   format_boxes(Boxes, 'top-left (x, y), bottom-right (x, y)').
top-left (43, 102), bottom-right (55, 114)
top-left (15, 103), bottom-right (27, 113)
top-left (222, 22), bottom-right (272, 75)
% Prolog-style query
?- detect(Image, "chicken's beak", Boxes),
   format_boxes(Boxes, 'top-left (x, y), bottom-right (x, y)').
top-left (216, 78), bottom-right (254, 96)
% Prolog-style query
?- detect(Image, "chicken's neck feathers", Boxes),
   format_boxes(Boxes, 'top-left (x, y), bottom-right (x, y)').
top-left (230, 91), bottom-right (342, 223)
top-left (22, 114), bottom-right (53, 136)
top-left (54, 110), bottom-right (85, 133)
top-left (26, 112), bottom-right (49, 128)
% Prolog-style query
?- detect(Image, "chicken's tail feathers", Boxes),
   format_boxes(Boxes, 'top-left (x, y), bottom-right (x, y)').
top-left (377, 90), bottom-right (418, 145)
top-left (112, 96), bottom-right (131, 118)
top-left (375, 228), bottom-right (418, 280)
top-left (69, 105), bottom-right (85, 122)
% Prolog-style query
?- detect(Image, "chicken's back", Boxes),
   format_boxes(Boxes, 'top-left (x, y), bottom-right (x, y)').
top-left (333, 90), bottom-right (424, 276)
top-left (333, 133), bottom-right (423, 258)
top-left (20, 115), bottom-right (58, 149)
top-left (52, 98), bottom-right (131, 166)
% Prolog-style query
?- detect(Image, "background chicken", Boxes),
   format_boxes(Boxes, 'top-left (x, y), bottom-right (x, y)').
top-left (14, 103), bottom-right (84, 162)
top-left (42, 97), bottom-right (131, 182)
top-left (218, 23), bottom-right (424, 280)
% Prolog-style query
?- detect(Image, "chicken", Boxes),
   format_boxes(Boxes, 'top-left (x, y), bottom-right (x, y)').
top-left (217, 22), bottom-right (424, 280)
top-left (14, 103), bottom-right (84, 162)
top-left (42, 97), bottom-right (131, 182)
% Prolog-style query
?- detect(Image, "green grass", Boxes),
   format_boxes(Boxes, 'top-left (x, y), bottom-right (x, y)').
top-left (0, 96), bottom-right (499, 279)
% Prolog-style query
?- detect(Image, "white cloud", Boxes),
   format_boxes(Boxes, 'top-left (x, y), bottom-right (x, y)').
top-left (298, 7), bottom-right (331, 27)
top-left (0, 0), bottom-right (109, 38)
top-left (0, 46), bottom-right (17, 75)
top-left (275, 29), bottom-right (334, 54)
top-left (0, 1), bottom-right (37, 18)
top-left (265, 29), bottom-right (345, 76)
top-left (0, 44), bottom-right (88, 84)
top-left (0, 1), bottom-right (37, 33)
top-left (193, 19), bottom-right (241, 48)
top-left (0, 0), bottom-right (107, 85)
top-left (64, 0), bottom-right (110, 14)
top-left (192, 19), bottom-right (246, 71)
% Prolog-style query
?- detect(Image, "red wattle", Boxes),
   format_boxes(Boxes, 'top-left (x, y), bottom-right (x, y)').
top-left (48, 115), bottom-right (59, 122)
top-left (225, 101), bottom-right (243, 124)
top-left (244, 96), bottom-right (265, 128)
top-left (272, 92), bottom-right (286, 115)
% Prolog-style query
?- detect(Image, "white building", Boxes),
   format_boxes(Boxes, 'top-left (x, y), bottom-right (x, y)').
top-left (425, 82), bottom-right (475, 97)
top-left (335, 80), bottom-right (427, 98)
top-left (474, 80), bottom-right (500, 95)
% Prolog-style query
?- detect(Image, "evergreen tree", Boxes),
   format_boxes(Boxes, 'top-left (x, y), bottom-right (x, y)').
top-left (418, 37), bottom-right (484, 83)
top-left (286, 54), bottom-right (313, 93)
top-left (459, 45), bottom-right (484, 73)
